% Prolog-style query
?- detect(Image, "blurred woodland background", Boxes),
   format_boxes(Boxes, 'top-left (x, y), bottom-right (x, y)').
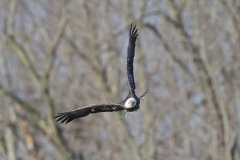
top-left (0, 0), bottom-right (240, 160)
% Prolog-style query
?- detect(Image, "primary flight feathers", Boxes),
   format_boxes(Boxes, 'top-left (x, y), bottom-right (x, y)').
top-left (55, 24), bottom-right (147, 124)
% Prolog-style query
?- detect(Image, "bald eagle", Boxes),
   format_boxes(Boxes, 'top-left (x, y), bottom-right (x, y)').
top-left (54, 24), bottom-right (147, 124)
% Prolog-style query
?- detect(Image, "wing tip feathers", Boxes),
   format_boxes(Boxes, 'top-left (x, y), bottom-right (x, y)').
top-left (129, 24), bottom-right (138, 39)
top-left (54, 112), bottom-right (71, 124)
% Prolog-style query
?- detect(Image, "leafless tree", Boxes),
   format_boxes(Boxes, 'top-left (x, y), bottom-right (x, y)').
top-left (0, 0), bottom-right (239, 160)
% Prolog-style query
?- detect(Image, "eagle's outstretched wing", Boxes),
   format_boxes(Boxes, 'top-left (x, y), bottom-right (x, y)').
top-left (127, 24), bottom-right (138, 95)
top-left (54, 104), bottom-right (125, 124)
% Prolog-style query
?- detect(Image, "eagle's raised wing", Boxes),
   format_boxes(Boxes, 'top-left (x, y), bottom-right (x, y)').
top-left (54, 104), bottom-right (125, 124)
top-left (127, 24), bottom-right (138, 96)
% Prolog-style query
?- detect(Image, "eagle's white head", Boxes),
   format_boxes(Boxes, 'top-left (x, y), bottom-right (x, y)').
top-left (124, 97), bottom-right (137, 109)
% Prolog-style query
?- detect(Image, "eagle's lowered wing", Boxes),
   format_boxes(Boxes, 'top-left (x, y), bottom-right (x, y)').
top-left (54, 104), bottom-right (125, 124)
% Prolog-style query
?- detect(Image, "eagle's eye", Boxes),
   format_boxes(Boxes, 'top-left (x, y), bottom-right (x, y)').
top-left (131, 100), bottom-right (136, 106)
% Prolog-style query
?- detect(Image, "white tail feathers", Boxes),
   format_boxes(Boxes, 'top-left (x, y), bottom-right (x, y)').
top-left (139, 91), bottom-right (148, 100)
